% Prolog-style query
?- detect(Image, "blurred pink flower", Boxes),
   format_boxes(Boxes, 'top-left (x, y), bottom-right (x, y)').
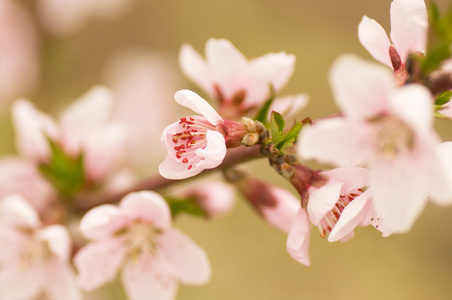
top-left (358, 0), bottom-right (427, 69)
top-left (236, 175), bottom-right (299, 233)
top-left (179, 38), bottom-right (307, 119)
top-left (37, 0), bottom-right (135, 36)
top-left (12, 86), bottom-right (127, 184)
top-left (159, 90), bottom-right (227, 179)
top-left (174, 180), bottom-right (235, 219)
top-left (74, 191), bottom-right (211, 300)
top-left (0, 0), bottom-right (39, 104)
top-left (0, 195), bottom-right (81, 300)
top-left (299, 54), bottom-right (450, 233)
top-left (0, 157), bottom-right (57, 213)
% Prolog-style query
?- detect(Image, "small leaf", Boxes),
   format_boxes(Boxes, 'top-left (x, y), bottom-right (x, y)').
top-left (435, 91), bottom-right (452, 106)
top-left (270, 111), bottom-right (285, 144)
top-left (276, 121), bottom-right (303, 150)
top-left (254, 85), bottom-right (275, 124)
top-left (165, 197), bottom-right (206, 218)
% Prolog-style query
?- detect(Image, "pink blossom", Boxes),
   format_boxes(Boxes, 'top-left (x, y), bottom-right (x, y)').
top-left (37, 0), bottom-right (135, 36)
top-left (159, 90), bottom-right (227, 179)
top-left (12, 86), bottom-right (127, 185)
top-left (0, 195), bottom-right (81, 300)
top-left (299, 54), bottom-right (450, 233)
top-left (179, 38), bottom-right (306, 118)
top-left (235, 174), bottom-right (299, 233)
top-left (0, 0), bottom-right (39, 104)
top-left (358, 0), bottom-right (427, 69)
top-left (74, 191), bottom-right (211, 300)
top-left (174, 180), bottom-right (235, 219)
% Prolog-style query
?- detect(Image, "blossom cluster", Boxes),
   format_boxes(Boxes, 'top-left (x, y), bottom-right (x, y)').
top-left (0, 0), bottom-right (452, 299)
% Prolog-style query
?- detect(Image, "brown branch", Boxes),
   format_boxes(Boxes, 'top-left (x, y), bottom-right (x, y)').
top-left (75, 145), bottom-right (264, 211)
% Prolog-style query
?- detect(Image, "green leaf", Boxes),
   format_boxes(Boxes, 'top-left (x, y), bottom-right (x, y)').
top-left (254, 86), bottom-right (275, 124)
top-left (166, 197), bottom-right (206, 218)
top-left (38, 139), bottom-right (85, 199)
top-left (435, 90), bottom-right (452, 106)
top-left (270, 111), bottom-right (285, 144)
top-left (276, 121), bottom-right (303, 151)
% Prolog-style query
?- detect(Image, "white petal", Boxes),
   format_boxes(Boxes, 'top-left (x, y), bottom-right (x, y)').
top-left (122, 253), bottom-right (178, 300)
top-left (328, 191), bottom-right (372, 242)
top-left (321, 167), bottom-right (369, 193)
top-left (37, 225), bottom-right (71, 262)
top-left (44, 259), bottom-right (83, 300)
top-left (158, 229), bottom-right (211, 284)
top-left (194, 130), bottom-right (227, 169)
top-left (205, 38), bottom-right (248, 98)
top-left (298, 118), bottom-right (375, 167)
top-left (286, 208), bottom-right (311, 266)
top-left (174, 90), bottom-right (221, 124)
top-left (74, 238), bottom-right (127, 291)
top-left (120, 191), bottom-right (172, 229)
top-left (329, 54), bottom-right (394, 119)
top-left (261, 186), bottom-right (300, 233)
top-left (269, 94), bottom-right (308, 119)
top-left (358, 16), bottom-right (392, 67)
top-left (179, 43), bottom-right (215, 97)
top-left (159, 155), bottom-right (205, 179)
top-left (0, 264), bottom-right (41, 300)
top-left (433, 142), bottom-right (452, 204)
top-left (390, 0), bottom-right (428, 63)
top-left (308, 182), bottom-right (343, 226)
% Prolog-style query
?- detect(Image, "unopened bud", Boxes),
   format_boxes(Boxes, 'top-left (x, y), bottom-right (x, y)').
top-left (242, 133), bottom-right (259, 146)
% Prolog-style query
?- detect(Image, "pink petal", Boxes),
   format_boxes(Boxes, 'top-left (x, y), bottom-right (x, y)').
top-left (122, 252), bottom-right (178, 300)
top-left (79, 204), bottom-right (127, 240)
top-left (433, 142), bottom-right (452, 205)
top-left (37, 225), bottom-right (71, 262)
top-left (0, 264), bottom-right (41, 300)
top-left (321, 167), bottom-right (369, 193)
top-left (328, 191), bottom-right (372, 242)
top-left (205, 38), bottom-right (248, 98)
top-left (298, 118), bottom-right (375, 167)
top-left (308, 182), bottom-right (343, 226)
top-left (119, 191), bottom-right (172, 229)
top-left (329, 54), bottom-right (394, 119)
top-left (390, 0), bottom-right (428, 63)
top-left (0, 157), bottom-right (56, 213)
top-left (179, 43), bottom-right (215, 97)
top-left (260, 186), bottom-right (300, 233)
top-left (74, 238), bottom-right (127, 291)
top-left (0, 194), bottom-right (40, 229)
top-left (358, 16), bottom-right (392, 67)
top-left (389, 84), bottom-right (433, 134)
top-left (43, 259), bottom-right (83, 300)
top-left (286, 208), bottom-right (311, 266)
top-left (12, 99), bottom-right (60, 162)
top-left (194, 130), bottom-right (227, 169)
top-left (269, 94), bottom-right (308, 119)
top-left (174, 90), bottom-right (221, 124)
top-left (245, 52), bottom-right (295, 106)
top-left (369, 155), bottom-right (428, 233)
top-left (159, 154), bottom-right (205, 179)
top-left (158, 229), bottom-right (211, 284)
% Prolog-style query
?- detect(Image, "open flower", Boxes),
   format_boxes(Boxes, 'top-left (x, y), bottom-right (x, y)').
top-left (299, 54), bottom-right (450, 233)
top-left (0, 195), bottom-right (81, 300)
top-left (358, 0), bottom-right (427, 84)
top-left (179, 38), bottom-right (307, 119)
top-left (160, 90), bottom-right (229, 179)
top-left (12, 85), bottom-right (127, 186)
top-left (74, 191), bottom-right (211, 300)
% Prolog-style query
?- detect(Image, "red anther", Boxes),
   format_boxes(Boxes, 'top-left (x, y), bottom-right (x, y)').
top-left (176, 151), bottom-right (186, 158)
top-left (188, 165), bottom-right (193, 170)
top-left (182, 158), bottom-right (189, 163)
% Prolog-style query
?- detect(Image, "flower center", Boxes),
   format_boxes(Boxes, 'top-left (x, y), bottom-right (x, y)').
top-left (373, 116), bottom-right (415, 156)
top-left (171, 116), bottom-right (217, 171)
top-left (127, 221), bottom-right (160, 257)
top-left (318, 189), bottom-right (363, 238)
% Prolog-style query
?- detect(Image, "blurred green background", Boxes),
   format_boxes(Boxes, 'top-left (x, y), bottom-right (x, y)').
top-left (2, 0), bottom-right (452, 299)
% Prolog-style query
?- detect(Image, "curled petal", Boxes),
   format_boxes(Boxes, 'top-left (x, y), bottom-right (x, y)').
top-left (174, 90), bottom-right (221, 124)
top-left (158, 229), bottom-right (211, 284)
top-left (37, 225), bottom-right (71, 262)
top-left (159, 155), bottom-right (205, 179)
top-left (0, 194), bottom-right (40, 229)
top-left (358, 16), bottom-right (392, 67)
top-left (286, 208), bottom-right (311, 266)
top-left (308, 182), bottom-right (343, 226)
top-left (194, 130), bottom-right (227, 169)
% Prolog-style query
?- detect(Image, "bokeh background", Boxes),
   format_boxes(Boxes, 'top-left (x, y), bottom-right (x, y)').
top-left (1, 0), bottom-right (452, 299)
